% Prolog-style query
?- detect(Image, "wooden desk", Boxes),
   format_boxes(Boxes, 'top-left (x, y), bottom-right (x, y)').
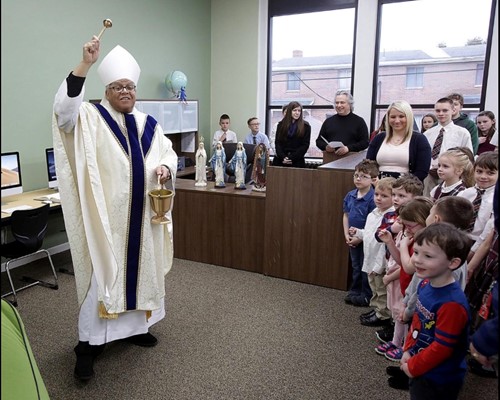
top-left (263, 152), bottom-right (365, 290)
top-left (176, 166), bottom-right (196, 179)
top-left (1, 189), bottom-right (62, 225)
top-left (172, 179), bottom-right (266, 273)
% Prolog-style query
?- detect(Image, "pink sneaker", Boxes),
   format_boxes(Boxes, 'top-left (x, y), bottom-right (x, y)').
top-left (375, 341), bottom-right (397, 355)
top-left (385, 347), bottom-right (403, 362)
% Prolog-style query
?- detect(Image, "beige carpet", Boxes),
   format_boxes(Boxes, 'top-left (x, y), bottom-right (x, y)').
top-left (1, 252), bottom-right (498, 400)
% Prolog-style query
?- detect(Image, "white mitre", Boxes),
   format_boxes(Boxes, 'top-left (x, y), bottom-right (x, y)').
top-left (97, 45), bottom-right (141, 86)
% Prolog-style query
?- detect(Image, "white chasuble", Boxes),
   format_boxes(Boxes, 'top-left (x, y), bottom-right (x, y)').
top-left (53, 82), bottom-right (177, 317)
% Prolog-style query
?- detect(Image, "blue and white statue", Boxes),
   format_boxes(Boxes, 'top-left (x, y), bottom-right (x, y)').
top-left (229, 141), bottom-right (247, 190)
top-left (210, 141), bottom-right (226, 188)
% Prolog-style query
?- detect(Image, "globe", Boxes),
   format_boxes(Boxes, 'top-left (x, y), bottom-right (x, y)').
top-left (165, 71), bottom-right (187, 96)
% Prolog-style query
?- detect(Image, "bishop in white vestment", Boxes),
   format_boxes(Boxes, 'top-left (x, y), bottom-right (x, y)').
top-left (52, 36), bottom-right (177, 380)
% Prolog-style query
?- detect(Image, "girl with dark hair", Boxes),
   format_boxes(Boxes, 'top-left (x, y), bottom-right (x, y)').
top-left (476, 111), bottom-right (497, 155)
top-left (421, 113), bottom-right (437, 133)
top-left (272, 101), bottom-right (311, 168)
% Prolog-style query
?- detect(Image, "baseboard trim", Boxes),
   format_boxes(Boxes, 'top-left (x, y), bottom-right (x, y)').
top-left (1, 242), bottom-right (70, 272)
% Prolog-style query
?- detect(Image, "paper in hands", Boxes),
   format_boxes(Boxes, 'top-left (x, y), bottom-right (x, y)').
top-left (320, 136), bottom-right (344, 149)
top-left (327, 141), bottom-right (344, 149)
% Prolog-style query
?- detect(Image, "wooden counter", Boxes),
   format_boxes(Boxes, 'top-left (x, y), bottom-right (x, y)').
top-left (263, 166), bottom-right (355, 290)
top-left (3, 152), bottom-right (363, 291)
top-left (172, 179), bottom-right (266, 273)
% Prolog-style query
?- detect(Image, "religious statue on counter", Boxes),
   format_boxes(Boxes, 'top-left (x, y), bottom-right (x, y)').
top-left (251, 142), bottom-right (269, 192)
top-left (195, 138), bottom-right (207, 187)
top-left (210, 140), bottom-right (226, 188)
top-left (229, 141), bottom-right (247, 190)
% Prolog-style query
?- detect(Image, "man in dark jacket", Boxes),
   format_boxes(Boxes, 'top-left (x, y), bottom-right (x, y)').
top-left (448, 93), bottom-right (479, 154)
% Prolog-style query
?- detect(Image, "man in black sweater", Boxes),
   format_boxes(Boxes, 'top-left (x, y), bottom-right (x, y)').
top-left (316, 90), bottom-right (369, 157)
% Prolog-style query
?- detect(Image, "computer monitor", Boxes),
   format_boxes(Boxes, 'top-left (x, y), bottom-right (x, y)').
top-left (1, 151), bottom-right (23, 197)
top-left (45, 148), bottom-right (58, 189)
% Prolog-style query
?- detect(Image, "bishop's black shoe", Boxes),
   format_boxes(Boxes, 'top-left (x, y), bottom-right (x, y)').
top-left (125, 332), bottom-right (158, 347)
top-left (74, 341), bottom-right (105, 381)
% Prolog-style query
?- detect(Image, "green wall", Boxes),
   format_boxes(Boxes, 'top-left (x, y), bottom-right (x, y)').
top-left (1, 0), bottom-right (263, 252)
top-left (210, 0), bottom-right (263, 142)
top-left (1, 0), bottom-right (213, 191)
top-left (1, 0), bottom-right (264, 192)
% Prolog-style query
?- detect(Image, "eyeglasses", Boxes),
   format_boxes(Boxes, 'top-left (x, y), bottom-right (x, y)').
top-left (403, 222), bottom-right (420, 229)
top-left (353, 173), bottom-right (372, 180)
top-left (108, 84), bottom-right (136, 93)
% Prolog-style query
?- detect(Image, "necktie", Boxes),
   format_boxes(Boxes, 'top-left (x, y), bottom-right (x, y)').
top-left (253, 136), bottom-right (257, 145)
top-left (431, 128), bottom-right (444, 159)
top-left (468, 187), bottom-right (486, 232)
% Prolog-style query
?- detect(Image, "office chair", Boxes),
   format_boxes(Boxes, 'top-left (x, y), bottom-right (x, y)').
top-left (1, 204), bottom-right (58, 307)
top-left (223, 142), bottom-right (256, 184)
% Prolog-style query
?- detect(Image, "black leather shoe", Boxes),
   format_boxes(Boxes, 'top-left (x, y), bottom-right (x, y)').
top-left (74, 341), bottom-right (96, 381)
top-left (468, 358), bottom-right (497, 378)
top-left (376, 325), bottom-right (395, 343)
top-left (386, 366), bottom-right (407, 379)
top-left (388, 376), bottom-right (409, 390)
top-left (344, 294), bottom-right (353, 304)
top-left (361, 313), bottom-right (391, 327)
top-left (360, 309), bottom-right (376, 320)
top-left (351, 296), bottom-right (370, 307)
top-left (125, 332), bottom-right (158, 347)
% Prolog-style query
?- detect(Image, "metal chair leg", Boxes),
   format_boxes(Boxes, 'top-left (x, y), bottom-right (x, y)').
top-left (2, 249), bottom-right (59, 306)
top-left (21, 249), bottom-right (59, 290)
top-left (2, 261), bottom-right (19, 307)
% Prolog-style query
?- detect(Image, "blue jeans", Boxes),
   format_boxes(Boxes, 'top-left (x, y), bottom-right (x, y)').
top-left (348, 245), bottom-right (371, 299)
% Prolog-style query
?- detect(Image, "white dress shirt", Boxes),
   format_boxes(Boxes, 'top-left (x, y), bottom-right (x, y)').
top-left (458, 183), bottom-right (495, 242)
top-left (212, 129), bottom-right (237, 148)
top-left (424, 122), bottom-right (472, 169)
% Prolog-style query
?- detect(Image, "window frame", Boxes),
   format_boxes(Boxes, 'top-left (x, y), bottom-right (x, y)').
top-left (267, 0), bottom-right (358, 158)
top-left (371, 0), bottom-right (496, 131)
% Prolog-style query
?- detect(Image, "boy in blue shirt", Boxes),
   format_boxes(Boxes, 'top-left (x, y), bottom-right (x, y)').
top-left (399, 223), bottom-right (472, 400)
top-left (342, 159), bottom-right (379, 306)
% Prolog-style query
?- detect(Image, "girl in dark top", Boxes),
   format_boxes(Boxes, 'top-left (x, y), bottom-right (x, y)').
top-left (272, 101), bottom-right (311, 168)
top-left (476, 111), bottom-right (497, 154)
top-left (370, 114), bottom-right (387, 142)
top-left (420, 113), bottom-right (437, 133)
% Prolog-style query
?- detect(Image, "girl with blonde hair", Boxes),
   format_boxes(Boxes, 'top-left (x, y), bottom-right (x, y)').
top-left (430, 148), bottom-right (474, 201)
top-left (367, 100), bottom-right (431, 182)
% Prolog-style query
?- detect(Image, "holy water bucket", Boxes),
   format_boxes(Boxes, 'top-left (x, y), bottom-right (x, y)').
top-left (148, 187), bottom-right (174, 225)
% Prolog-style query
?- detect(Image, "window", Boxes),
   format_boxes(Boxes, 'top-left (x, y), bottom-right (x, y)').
top-left (267, 0), bottom-right (496, 152)
top-left (374, 0), bottom-right (494, 129)
top-left (406, 67), bottom-right (424, 88)
top-left (338, 69), bottom-right (352, 90)
top-left (475, 63), bottom-right (484, 86)
top-left (287, 72), bottom-right (300, 91)
top-left (268, 1), bottom-right (357, 157)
